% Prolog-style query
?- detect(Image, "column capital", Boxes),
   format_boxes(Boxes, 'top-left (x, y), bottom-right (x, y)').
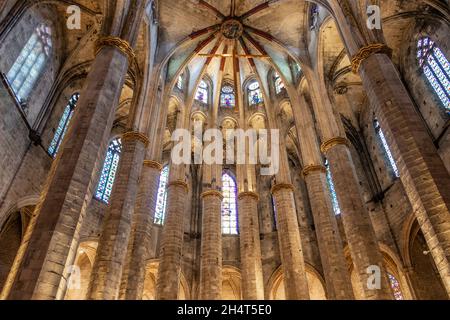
top-left (122, 131), bottom-right (150, 147)
top-left (201, 190), bottom-right (223, 200)
top-left (351, 43), bottom-right (392, 73)
top-left (271, 183), bottom-right (294, 195)
top-left (95, 36), bottom-right (136, 64)
top-left (168, 180), bottom-right (189, 193)
top-left (143, 160), bottom-right (163, 171)
top-left (302, 164), bottom-right (327, 177)
top-left (238, 191), bottom-right (260, 201)
top-left (321, 137), bottom-right (350, 154)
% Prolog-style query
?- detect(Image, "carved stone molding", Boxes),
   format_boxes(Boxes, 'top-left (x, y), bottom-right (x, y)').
top-left (321, 137), bottom-right (350, 154)
top-left (351, 43), bottom-right (392, 73)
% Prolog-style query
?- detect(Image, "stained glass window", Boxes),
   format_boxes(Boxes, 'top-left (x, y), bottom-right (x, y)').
top-left (177, 75), bottom-right (183, 90)
top-left (388, 273), bottom-right (404, 300)
top-left (95, 138), bottom-right (122, 204)
top-left (417, 37), bottom-right (450, 113)
top-left (309, 4), bottom-right (319, 30)
top-left (325, 160), bottom-right (341, 216)
top-left (48, 93), bottom-right (79, 157)
top-left (374, 119), bottom-right (400, 178)
top-left (196, 80), bottom-right (209, 104)
top-left (220, 85), bottom-right (235, 108)
top-left (222, 172), bottom-right (238, 235)
top-left (248, 81), bottom-right (263, 106)
top-left (271, 195), bottom-right (278, 230)
top-left (154, 166), bottom-right (170, 225)
top-left (274, 72), bottom-right (285, 94)
top-left (7, 24), bottom-right (52, 103)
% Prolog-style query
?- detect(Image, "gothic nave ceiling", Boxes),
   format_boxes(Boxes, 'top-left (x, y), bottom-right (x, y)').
top-left (159, 0), bottom-right (309, 96)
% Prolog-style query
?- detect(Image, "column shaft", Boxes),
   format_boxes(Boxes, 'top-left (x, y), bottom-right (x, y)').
top-left (87, 133), bottom-right (148, 300)
top-left (271, 184), bottom-right (310, 300)
top-left (2, 47), bottom-right (129, 300)
top-left (119, 161), bottom-right (162, 300)
top-left (156, 180), bottom-right (189, 300)
top-left (304, 168), bottom-right (354, 299)
top-left (238, 192), bottom-right (264, 300)
top-left (324, 142), bottom-right (392, 299)
top-left (359, 53), bottom-right (450, 295)
top-left (198, 190), bottom-right (223, 300)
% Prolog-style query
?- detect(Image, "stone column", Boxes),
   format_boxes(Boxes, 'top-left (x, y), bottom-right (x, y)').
top-left (329, 0), bottom-right (450, 296)
top-left (1, 38), bottom-right (134, 301)
top-left (198, 189), bottom-right (223, 300)
top-left (87, 132), bottom-right (149, 300)
top-left (119, 160), bottom-right (163, 300)
top-left (290, 94), bottom-right (354, 299)
top-left (271, 183), bottom-right (310, 300)
top-left (302, 166), bottom-right (354, 299)
top-left (155, 179), bottom-right (189, 300)
top-left (321, 138), bottom-right (392, 299)
top-left (238, 191), bottom-right (264, 300)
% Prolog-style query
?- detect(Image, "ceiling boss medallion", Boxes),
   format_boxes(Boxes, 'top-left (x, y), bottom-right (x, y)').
top-left (221, 19), bottom-right (243, 40)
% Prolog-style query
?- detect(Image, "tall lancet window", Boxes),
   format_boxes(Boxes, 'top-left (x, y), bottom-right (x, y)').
top-left (374, 119), bottom-right (400, 178)
top-left (95, 138), bottom-right (122, 204)
top-left (417, 37), bottom-right (450, 113)
top-left (220, 84), bottom-right (235, 108)
top-left (177, 75), bottom-right (183, 90)
top-left (7, 24), bottom-right (52, 102)
top-left (325, 160), bottom-right (341, 216)
top-left (196, 80), bottom-right (209, 104)
top-left (222, 172), bottom-right (238, 235)
top-left (48, 93), bottom-right (79, 157)
top-left (388, 273), bottom-right (404, 300)
top-left (154, 165), bottom-right (170, 225)
top-left (248, 81), bottom-right (263, 106)
top-left (274, 72), bottom-right (285, 94)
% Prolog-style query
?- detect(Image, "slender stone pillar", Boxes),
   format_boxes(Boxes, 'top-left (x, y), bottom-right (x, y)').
top-left (156, 179), bottom-right (189, 300)
top-left (238, 191), bottom-right (264, 300)
top-left (271, 183), bottom-right (310, 300)
top-left (198, 189), bottom-right (223, 300)
top-left (321, 138), bottom-right (392, 299)
top-left (327, 0), bottom-right (450, 296)
top-left (358, 53), bottom-right (450, 296)
top-left (302, 166), bottom-right (354, 299)
top-left (1, 39), bottom-right (133, 301)
top-left (87, 132), bottom-right (149, 300)
top-left (119, 160), bottom-right (163, 300)
top-left (290, 94), bottom-right (354, 299)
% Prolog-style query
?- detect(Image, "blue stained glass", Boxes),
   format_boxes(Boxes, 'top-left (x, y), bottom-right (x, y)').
top-left (196, 80), bottom-right (209, 104)
top-left (325, 160), bottom-right (341, 216)
top-left (48, 93), bottom-right (80, 157)
top-left (374, 119), bottom-right (400, 178)
top-left (248, 81), bottom-right (263, 106)
top-left (221, 85), bottom-right (235, 108)
top-left (274, 73), bottom-right (285, 94)
top-left (388, 273), bottom-right (404, 300)
top-left (6, 25), bottom-right (51, 102)
top-left (154, 166), bottom-right (170, 225)
top-left (222, 173), bottom-right (238, 235)
top-left (417, 37), bottom-right (450, 112)
top-left (95, 138), bottom-right (122, 204)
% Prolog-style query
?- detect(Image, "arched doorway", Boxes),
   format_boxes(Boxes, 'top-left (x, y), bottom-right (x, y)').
top-left (222, 266), bottom-right (242, 300)
top-left (143, 260), bottom-right (190, 300)
top-left (269, 265), bottom-right (327, 300)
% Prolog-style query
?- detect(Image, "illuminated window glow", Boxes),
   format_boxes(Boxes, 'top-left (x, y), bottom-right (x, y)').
top-left (95, 138), bottom-right (122, 204)
top-left (222, 172), bottom-right (238, 235)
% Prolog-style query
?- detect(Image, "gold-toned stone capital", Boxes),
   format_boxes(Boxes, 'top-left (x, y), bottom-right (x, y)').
top-left (351, 43), bottom-right (392, 73)
top-left (302, 165), bottom-right (327, 177)
top-left (122, 131), bottom-right (150, 147)
top-left (94, 36), bottom-right (136, 63)
top-left (168, 180), bottom-right (189, 193)
top-left (271, 183), bottom-right (295, 195)
top-left (143, 160), bottom-right (163, 171)
top-left (320, 137), bottom-right (349, 154)
top-left (238, 191), bottom-right (260, 201)
top-left (201, 190), bottom-right (224, 200)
